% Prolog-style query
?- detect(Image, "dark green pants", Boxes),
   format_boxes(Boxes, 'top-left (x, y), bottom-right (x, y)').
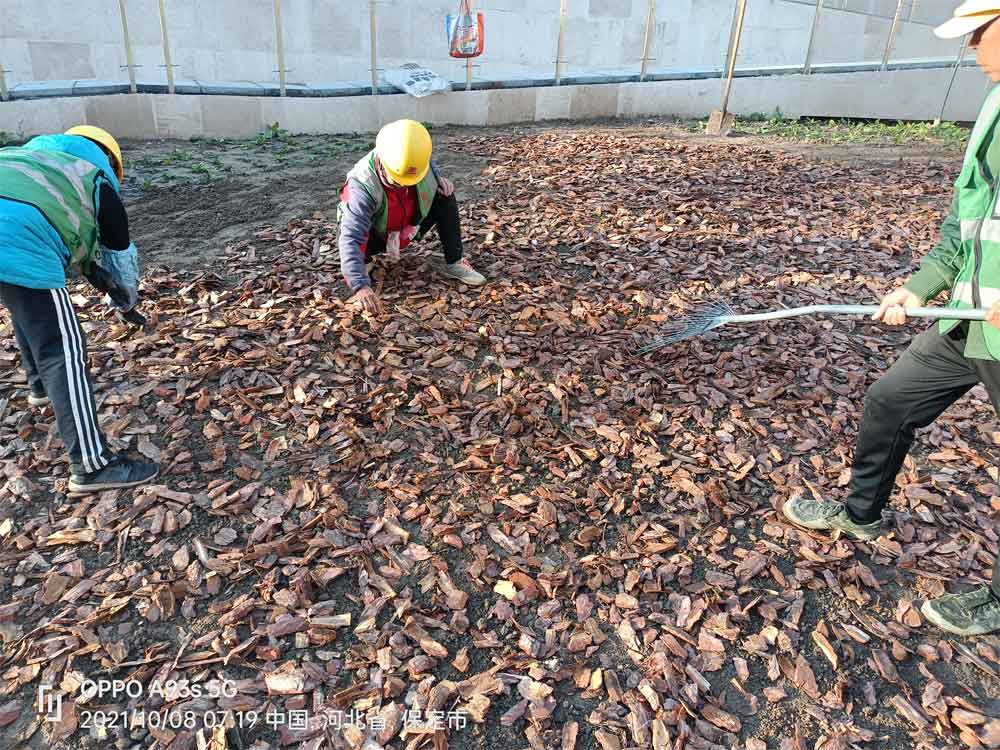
top-left (846, 324), bottom-right (1000, 595)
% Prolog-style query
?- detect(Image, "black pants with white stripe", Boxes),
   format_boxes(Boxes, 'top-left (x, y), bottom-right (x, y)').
top-left (0, 282), bottom-right (110, 476)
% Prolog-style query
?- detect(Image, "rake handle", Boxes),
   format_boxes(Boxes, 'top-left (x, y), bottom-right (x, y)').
top-left (725, 305), bottom-right (989, 324)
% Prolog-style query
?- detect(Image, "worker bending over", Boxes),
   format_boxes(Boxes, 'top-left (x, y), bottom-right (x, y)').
top-left (0, 126), bottom-right (158, 493)
top-left (338, 119), bottom-right (486, 315)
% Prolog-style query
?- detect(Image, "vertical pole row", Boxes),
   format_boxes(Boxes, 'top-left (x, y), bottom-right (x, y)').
top-left (881, 0), bottom-right (906, 71)
top-left (369, 0), bottom-right (379, 96)
top-left (157, 0), bottom-right (175, 94)
top-left (273, 0), bottom-right (287, 96)
top-left (803, 0), bottom-right (824, 75)
top-left (719, 0), bottom-right (748, 118)
top-left (640, 0), bottom-right (656, 82)
top-left (117, 0), bottom-right (138, 94)
top-left (555, 0), bottom-right (568, 85)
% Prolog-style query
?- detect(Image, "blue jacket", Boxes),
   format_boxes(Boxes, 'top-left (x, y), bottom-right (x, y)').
top-left (0, 134), bottom-right (120, 289)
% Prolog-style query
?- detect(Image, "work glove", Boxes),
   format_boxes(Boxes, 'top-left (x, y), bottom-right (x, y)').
top-left (83, 244), bottom-right (149, 330)
top-left (385, 226), bottom-right (419, 263)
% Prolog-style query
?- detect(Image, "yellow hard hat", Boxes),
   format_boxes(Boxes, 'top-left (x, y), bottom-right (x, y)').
top-left (65, 125), bottom-right (124, 181)
top-left (375, 119), bottom-right (432, 186)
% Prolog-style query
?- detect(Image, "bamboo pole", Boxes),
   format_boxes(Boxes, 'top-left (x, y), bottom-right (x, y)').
top-left (369, 0), bottom-right (379, 96)
top-left (273, 0), bottom-right (287, 96)
top-left (156, 0), bottom-right (175, 94)
top-left (935, 35), bottom-right (970, 126)
top-left (555, 0), bottom-right (568, 85)
top-left (117, 0), bottom-right (138, 94)
top-left (640, 0), bottom-right (656, 82)
top-left (466, 0), bottom-right (474, 90)
top-left (881, 0), bottom-right (906, 70)
top-left (0, 65), bottom-right (8, 102)
top-left (803, 0), bottom-right (824, 75)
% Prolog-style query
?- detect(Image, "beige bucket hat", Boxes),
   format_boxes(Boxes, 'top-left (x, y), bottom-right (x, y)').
top-left (935, 0), bottom-right (1000, 38)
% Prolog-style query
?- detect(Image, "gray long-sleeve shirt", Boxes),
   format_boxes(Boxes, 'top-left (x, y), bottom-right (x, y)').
top-left (337, 160), bottom-right (441, 292)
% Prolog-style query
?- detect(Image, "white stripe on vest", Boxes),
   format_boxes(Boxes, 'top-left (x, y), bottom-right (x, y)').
top-left (951, 280), bottom-right (1000, 307)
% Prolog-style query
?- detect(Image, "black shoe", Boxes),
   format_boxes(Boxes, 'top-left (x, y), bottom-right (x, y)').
top-left (69, 453), bottom-right (159, 493)
top-left (27, 383), bottom-right (50, 407)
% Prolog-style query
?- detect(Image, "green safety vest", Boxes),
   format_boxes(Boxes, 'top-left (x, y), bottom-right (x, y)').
top-left (339, 150), bottom-right (438, 236)
top-left (0, 147), bottom-right (105, 272)
top-left (943, 85), bottom-right (1000, 357)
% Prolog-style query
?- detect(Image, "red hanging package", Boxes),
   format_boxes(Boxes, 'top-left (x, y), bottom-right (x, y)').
top-left (446, 0), bottom-right (484, 58)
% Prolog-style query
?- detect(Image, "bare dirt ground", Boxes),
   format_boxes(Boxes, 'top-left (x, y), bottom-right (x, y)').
top-left (1, 118), bottom-right (998, 750)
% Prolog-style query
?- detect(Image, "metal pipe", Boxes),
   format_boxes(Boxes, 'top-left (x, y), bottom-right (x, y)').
top-left (555, 0), bottom-right (568, 85)
top-left (936, 34), bottom-right (970, 125)
top-left (725, 304), bottom-right (988, 324)
top-left (117, 0), bottom-right (138, 94)
top-left (156, 0), bottom-right (175, 94)
top-left (803, 0), bottom-right (824, 75)
top-left (719, 0), bottom-right (748, 117)
top-left (640, 0), bottom-right (656, 81)
top-left (369, 0), bottom-right (379, 96)
top-left (273, 0), bottom-right (287, 96)
top-left (0, 65), bottom-right (8, 102)
top-left (881, 0), bottom-right (906, 70)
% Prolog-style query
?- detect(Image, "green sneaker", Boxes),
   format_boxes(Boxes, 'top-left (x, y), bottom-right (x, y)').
top-left (781, 497), bottom-right (881, 540)
top-left (921, 586), bottom-right (1000, 636)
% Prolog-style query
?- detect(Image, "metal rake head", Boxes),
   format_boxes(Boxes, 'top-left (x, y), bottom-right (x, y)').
top-left (638, 301), bottom-right (734, 354)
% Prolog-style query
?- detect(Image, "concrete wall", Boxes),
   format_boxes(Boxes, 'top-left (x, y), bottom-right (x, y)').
top-left (0, 0), bottom-right (965, 89)
top-left (0, 67), bottom-right (986, 141)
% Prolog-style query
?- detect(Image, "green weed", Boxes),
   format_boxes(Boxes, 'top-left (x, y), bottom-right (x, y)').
top-left (163, 148), bottom-right (194, 165)
top-left (714, 114), bottom-right (969, 148)
top-left (254, 122), bottom-right (296, 146)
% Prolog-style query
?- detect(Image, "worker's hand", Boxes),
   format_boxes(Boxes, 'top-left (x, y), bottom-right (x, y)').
top-left (987, 300), bottom-right (1000, 330)
top-left (873, 286), bottom-right (923, 326)
top-left (437, 177), bottom-right (455, 197)
top-left (351, 286), bottom-right (382, 316)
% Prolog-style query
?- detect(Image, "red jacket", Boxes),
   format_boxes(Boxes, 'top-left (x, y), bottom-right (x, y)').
top-left (338, 181), bottom-right (418, 258)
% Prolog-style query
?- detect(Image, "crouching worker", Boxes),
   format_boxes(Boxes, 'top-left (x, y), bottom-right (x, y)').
top-left (0, 126), bottom-right (158, 493)
top-left (337, 119), bottom-right (486, 315)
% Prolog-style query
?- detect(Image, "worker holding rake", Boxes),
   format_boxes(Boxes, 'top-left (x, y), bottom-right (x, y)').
top-left (0, 126), bottom-right (159, 493)
top-left (337, 119), bottom-right (486, 315)
top-left (783, 0), bottom-right (1000, 636)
